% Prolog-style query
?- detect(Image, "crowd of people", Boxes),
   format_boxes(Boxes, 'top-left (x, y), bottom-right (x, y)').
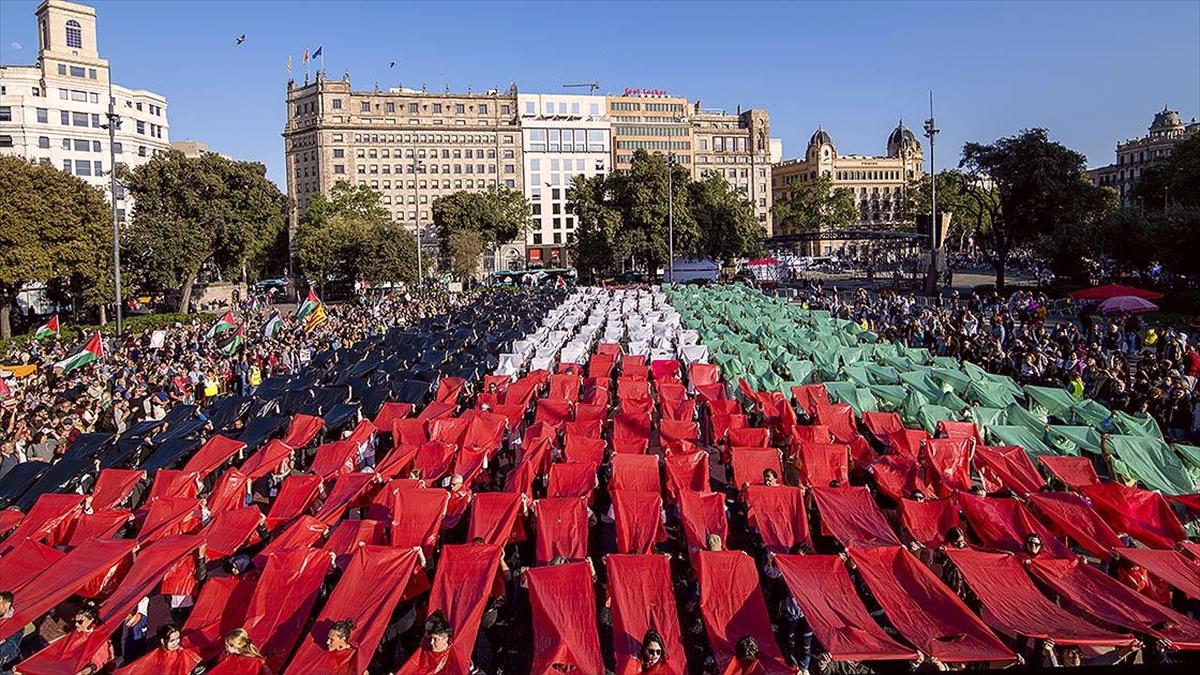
top-left (806, 284), bottom-right (1200, 442)
top-left (0, 289), bottom-right (472, 481)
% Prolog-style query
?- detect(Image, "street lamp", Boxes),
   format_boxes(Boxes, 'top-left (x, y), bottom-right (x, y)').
top-left (667, 152), bottom-right (676, 284)
top-left (923, 92), bottom-right (939, 296)
top-left (410, 158), bottom-right (424, 283)
top-left (102, 79), bottom-right (123, 335)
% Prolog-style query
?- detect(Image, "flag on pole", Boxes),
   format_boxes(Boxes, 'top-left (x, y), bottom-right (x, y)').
top-left (33, 315), bottom-right (60, 339)
top-left (304, 303), bottom-right (328, 334)
top-left (263, 312), bottom-right (283, 339)
top-left (302, 48), bottom-right (310, 64)
top-left (205, 310), bottom-right (238, 339)
top-left (295, 289), bottom-right (321, 320)
top-left (55, 332), bottom-right (104, 374)
top-left (312, 45), bottom-right (323, 60)
top-left (286, 54), bottom-right (293, 74)
top-left (222, 325), bottom-right (245, 356)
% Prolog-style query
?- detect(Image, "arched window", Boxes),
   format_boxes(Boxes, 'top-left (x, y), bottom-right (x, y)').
top-left (66, 19), bottom-right (82, 48)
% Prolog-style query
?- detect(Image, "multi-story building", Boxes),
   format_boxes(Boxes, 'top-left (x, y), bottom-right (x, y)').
top-left (607, 91), bottom-right (693, 172)
top-left (691, 104), bottom-right (773, 233)
top-left (283, 76), bottom-right (523, 271)
top-left (1087, 106), bottom-right (1198, 206)
top-left (0, 0), bottom-right (170, 222)
top-left (517, 93), bottom-right (610, 268)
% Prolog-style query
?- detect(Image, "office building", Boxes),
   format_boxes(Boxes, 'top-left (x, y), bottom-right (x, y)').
top-left (691, 104), bottom-right (773, 232)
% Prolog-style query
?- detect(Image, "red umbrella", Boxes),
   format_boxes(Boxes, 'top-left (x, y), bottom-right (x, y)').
top-left (1098, 295), bottom-right (1158, 314)
top-left (1071, 283), bottom-right (1163, 301)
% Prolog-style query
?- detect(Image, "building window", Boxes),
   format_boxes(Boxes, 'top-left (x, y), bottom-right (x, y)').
top-left (58, 64), bottom-right (67, 75)
top-left (332, 149), bottom-right (344, 158)
top-left (89, 68), bottom-right (97, 80)
top-left (113, 142), bottom-right (123, 154)
top-left (62, 159), bottom-right (72, 173)
top-left (455, 104), bottom-right (465, 114)
top-left (478, 104), bottom-right (488, 115)
top-left (70, 66), bottom-right (86, 78)
top-left (0, 106), bottom-right (12, 122)
top-left (360, 101), bottom-right (370, 112)
top-left (331, 99), bottom-right (342, 110)
top-left (409, 103), bottom-right (419, 113)
top-left (66, 20), bottom-right (83, 49)
top-left (138, 145), bottom-right (146, 157)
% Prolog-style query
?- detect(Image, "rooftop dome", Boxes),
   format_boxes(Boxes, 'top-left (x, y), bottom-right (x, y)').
top-left (887, 120), bottom-right (921, 157)
top-left (809, 127), bottom-right (834, 148)
top-left (1150, 106), bottom-right (1184, 131)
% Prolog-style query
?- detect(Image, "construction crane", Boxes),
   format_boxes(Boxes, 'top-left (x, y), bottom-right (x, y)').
top-left (562, 81), bottom-right (600, 94)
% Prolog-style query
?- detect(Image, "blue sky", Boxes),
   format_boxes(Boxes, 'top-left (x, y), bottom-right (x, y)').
top-left (3, 0), bottom-right (1197, 188)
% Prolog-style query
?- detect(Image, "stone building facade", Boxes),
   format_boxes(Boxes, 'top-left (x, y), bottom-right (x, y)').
top-left (1087, 106), bottom-right (1198, 206)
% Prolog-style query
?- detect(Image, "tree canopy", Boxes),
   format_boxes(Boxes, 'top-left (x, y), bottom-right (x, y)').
top-left (297, 181), bottom-right (417, 290)
top-left (770, 175), bottom-right (857, 237)
top-left (122, 150), bottom-right (285, 311)
top-left (0, 156), bottom-right (111, 337)
top-left (1131, 133), bottom-right (1200, 211)
top-left (432, 187), bottom-right (530, 276)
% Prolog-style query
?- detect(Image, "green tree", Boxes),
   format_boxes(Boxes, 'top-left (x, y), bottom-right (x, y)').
top-left (959, 128), bottom-right (1111, 289)
top-left (688, 173), bottom-right (763, 264)
top-left (297, 213), bottom-right (372, 293)
top-left (360, 221), bottom-right (419, 286)
top-left (303, 180), bottom-right (389, 228)
top-left (912, 170), bottom-right (997, 251)
top-left (0, 156), bottom-right (111, 338)
top-left (770, 175), bottom-right (857, 236)
top-left (433, 187), bottom-right (530, 271)
top-left (568, 173), bottom-right (627, 280)
top-left (447, 229), bottom-right (484, 282)
top-left (1131, 134), bottom-right (1200, 210)
top-left (298, 182), bottom-right (419, 290)
top-left (122, 151), bottom-right (285, 312)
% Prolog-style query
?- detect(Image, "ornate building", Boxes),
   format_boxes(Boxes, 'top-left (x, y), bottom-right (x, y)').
top-left (1087, 106), bottom-right (1198, 207)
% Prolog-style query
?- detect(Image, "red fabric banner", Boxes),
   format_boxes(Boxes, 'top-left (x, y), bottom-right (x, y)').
top-left (665, 451), bottom-right (709, 499)
top-left (689, 362), bottom-right (721, 389)
top-left (730, 448), bottom-right (783, 489)
top-left (182, 434), bottom-right (246, 479)
top-left (309, 440), bottom-right (359, 478)
top-left (798, 442), bottom-right (850, 488)
top-left (1081, 482), bottom-right (1186, 549)
top-left (207, 468), bottom-right (250, 513)
top-left (64, 510), bottom-right (134, 547)
top-left (956, 492), bottom-right (1071, 558)
top-left (314, 472), bottom-right (376, 525)
top-left (728, 426), bottom-right (770, 448)
top-left (373, 443), bottom-right (420, 480)
top-left (775, 554), bottom-right (917, 661)
top-left (467, 491), bottom-right (525, 545)
top-left (182, 575), bottom-right (257, 658)
top-left (144, 469), bottom-right (199, 504)
top-left (973, 445), bottom-right (1044, 494)
top-left (90, 468), bottom-right (145, 510)
top-left (430, 417), bottom-right (470, 447)
top-left (393, 418), bottom-right (429, 448)
top-left (1027, 492), bottom-right (1124, 560)
top-left (695, 550), bottom-right (791, 673)
top-left (885, 429), bottom-right (930, 460)
top-left (290, 545), bottom-right (422, 675)
top-left (412, 440), bottom-right (458, 482)
top-left (612, 490), bottom-right (666, 554)
top-left (204, 506), bottom-right (264, 559)
top-left (660, 419), bottom-right (700, 451)
top-left (606, 554), bottom-right (687, 675)
top-left (419, 400), bottom-right (457, 422)
top-left (534, 496), bottom-right (589, 564)
top-left (321, 518), bottom-right (388, 568)
top-left (535, 398), bottom-right (573, 428)
top-left (243, 547), bottom-right (332, 670)
top-left (810, 487), bottom-right (901, 547)
top-left (861, 411), bottom-right (904, 441)
top-left (0, 507), bottom-right (21, 537)
top-left (848, 546), bottom-right (1015, 662)
top-left (281, 413), bottom-right (326, 448)
top-left (0, 493), bottom-right (83, 555)
top-left (937, 420), bottom-right (984, 445)
top-left (0, 540), bottom-right (65, 595)
top-left (611, 454), bottom-right (661, 493)
top-left (565, 421), bottom-right (604, 444)
top-left (923, 437), bottom-right (973, 497)
top-left (114, 645), bottom-right (203, 675)
top-left (792, 384), bottom-right (830, 415)
top-left (1028, 556), bottom-right (1200, 647)
top-left (548, 373), bottom-right (582, 401)
top-left (390, 488), bottom-right (449, 554)
top-left (1037, 455), bottom-right (1099, 489)
top-left (744, 485), bottom-right (810, 553)
top-left (436, 375), bottom-right (468, 404)
top-left (528, 561), bottom-right (606, 674)
top-left (677, 491), bottom-right (729, 551)
top-left (0, 538), bottom-right (135, 636)
top-left (254, 516), bottom-right (328, 568)
top-left (1117, 547), bottom-right (1200, 599)
top-left (944, 548), bottom-right (1133, 646)
top-left (869, 454), bottom-right (927, 502)
top-left (548, 461), bottom-right (599, 499)
top-left (239, 439), bottom-right (295, 481)
top-left (396, 544), bottom-right (501, 675)
top-left (899, 498), bottom-right (959, 548)
top-left (373, 402), bottom-right (414, 433)
top-left (138, 497), bottom-right (203, 544)
top-left (265, 474), bottom-right (322, 529)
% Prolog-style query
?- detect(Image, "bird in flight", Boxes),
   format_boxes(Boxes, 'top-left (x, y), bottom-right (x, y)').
top-left (389, 60), bottom-right (397, 69)
top-left (235, 34), bottom-right (246, 46)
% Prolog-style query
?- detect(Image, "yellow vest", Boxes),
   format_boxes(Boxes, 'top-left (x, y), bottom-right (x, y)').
top-left (203, 376), bottom-right (219, 397)
top-left (249, 366), bottom-right (262, 386)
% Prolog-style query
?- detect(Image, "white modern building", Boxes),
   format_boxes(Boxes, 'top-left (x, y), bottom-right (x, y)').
top-left (0, 0), bottom-right (170, 222)
top-left (517, 93), bottom-right (611, 268)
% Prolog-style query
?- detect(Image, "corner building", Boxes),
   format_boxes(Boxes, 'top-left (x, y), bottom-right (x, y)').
top-left (1087, 106), bottom-right (1198, 206)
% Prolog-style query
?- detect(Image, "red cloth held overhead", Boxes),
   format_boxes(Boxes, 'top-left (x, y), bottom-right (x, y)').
top-left (665, 451), bottom-right (709, 499)
top-left (607, 554), bottom-right (687, 675)
top-left (138, 496), bottom-right (203, 544)
top-left (944, 548), bottom-right (1133, 646)
top-left (390, 488), bottom-right (449, 553)
top-left (536, 398), bottom-right (573, 428)
top-left (727, 425), bottom-right (770, 449)
top-left (254, 516), bottom-right (328, 568)
top-left (775, 554), bottom-right (917, 661)
top-left (412, 440), bottom-right (458, 482)
top-left (90, 468), bottom-right (145, 510)
top-left (744, 485), bottom-right (809, 553)
top-left (1081, 482), bottom-right (1186, 549)
top-left (437, 375), bottom-right (468, 404)
top-left (468, 491), bottom-right (525, 545)
top-left (144, 469), bottom-right (200, 505)
top-left (64, 510), bottom-right (134, 547)
top-left (730, 448), bottom-right (783, 489)
top-left (792, 384), bottom-right (830, 415)
top-left (393, 418), bottom-right (429, 448)
top-left (372, 402), bottom-right (413, 433)
top-left (898, 498), bottom-right (959, 548)
top-left (534, 496), bottom-right (589, 564)
top-left (848, 546), bottom-right (1015, 663)
top-left (973, 445), bottom-right (1044, 494)
top-left (1028, 555), bottom-right (1200, 648)
top-left (396, 544), bottom-right (501, 675)
top-left (204, 506), bottom-right (264, 559)
top-left (240, 439), bottom-right (295, 481)
top-left (313, 472), bottom-right (375, 525)
top-left (923, 437), bottom-right (973, 497)
top-left (955, 492), bottom-right (1071, 558)
top-left (869, 454), bottom-right (927, 502)
top-left (207, 468), bottom-right (250, 513)
top-left (660, 419), bottom-right (700, 451)
top-left (281, 413), bottom-right (326, 447)
top-left (1038, 455), bottom-right (1099, 489)
top-left (790, 424), bottom-right (832, 446)
top-left (1027, 492), bottom-right (1124, 560)
top-left (547, 461), bottom-right (598, 499)
top-left (612, 490), bottom-right (667, 554)
top-left (611, 453), bottom-right (661, 493)
top-left (689, 362), bottom-right (721, 390)
top-left (677, 490), bottom-right (729, 551)
top-left (797, 442), bottom-right (849, 488)
top-left (265, 473), bottom-right (322, 529)
top-left (243, 547), bottom-right (332, 670)
top-left (0, 493), bottom-right (83, 555)
top-left (1117, 547), bottom-right (1200, 599)
top-left (695, 550), bottom-right (792, 673)
top-left (0, 540), bottom-right (65, 594)
top-left (937, 420), bottom-right (984, 445)
top-left (0, 508), bottom-right (21, 537)
top-left (527, 561), bottom-right (606, 674)
top-left (182, 434), bottom-right (246, 479)
top-left (321, 518), bottom-right (388, 568)
top-left (861, 411), bottom-right (903, 442)
top-left (114, 646), bottom-right (203, 675)
top-left (430, 417), bottom-right (470, 447)
top-left (885, 429), bottom-right (929, 461)
top-left (291, 545), bottom-right (423, 675)
top-left (182, 576), bottom-right (257, 658)
top-left (810, 487), bottom-right (901, 548)
top-left (418, 400), bottom-right (457, 422)
top-left (548, 373), bottom-right (582, 401)
top-left (309, 440), bottom-right (359, 478)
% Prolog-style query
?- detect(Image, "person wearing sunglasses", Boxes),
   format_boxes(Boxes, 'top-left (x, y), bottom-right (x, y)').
top-left (71, 605), bottom-right (114, 675)
top-left (637, 630), bottom-right (668, 672)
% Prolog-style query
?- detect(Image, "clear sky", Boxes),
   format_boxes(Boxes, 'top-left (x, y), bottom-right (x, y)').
top-left (3, 0), bottom-right (1197, 188)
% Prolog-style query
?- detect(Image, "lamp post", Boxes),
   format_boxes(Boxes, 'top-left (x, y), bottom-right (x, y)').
top-left (103, 79), bottom-right (123, 334)
top-left (923, 92), bottom-right (939, 296)
top-left (410, 158), bottom-right (423, 283)
top-left (667, 152), bottom-right (676, 284)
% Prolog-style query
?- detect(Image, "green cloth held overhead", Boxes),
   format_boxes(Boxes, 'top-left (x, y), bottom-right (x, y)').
top-left (1104, 435), bottom-right (1194, 494)
top-left (987, 425), bottom-right (1055, 455)
top-left (1046, 425), bottom-right (1102, 455)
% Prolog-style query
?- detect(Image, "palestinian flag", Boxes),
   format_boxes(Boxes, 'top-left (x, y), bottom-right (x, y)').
top-left (205, 310), bottom-right (238, 339)
top-left (55, 332), bottom-right (104, 374)
top-left (295, 289), bottom-right (321, 320)
top-left (222, 325), bottom-right (245, 355)
top-left (262, 312), bottom-right (283, 339)
top-left (33, 315), bottom-right (60, 339)
top-left (304, 302), bottom-right (328, 334)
